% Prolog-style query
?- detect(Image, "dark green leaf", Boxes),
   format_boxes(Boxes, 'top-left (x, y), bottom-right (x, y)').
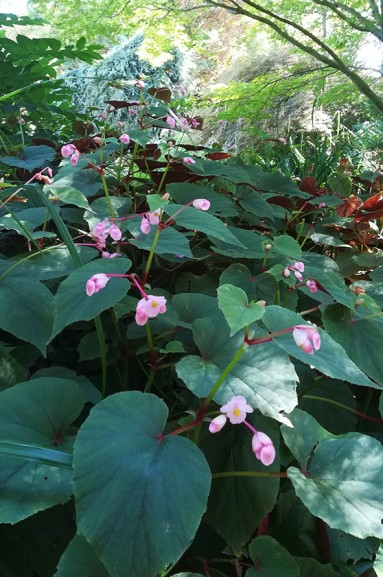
top-left (73, 391), bottom-right (211, 576)
top-left (246, 536), bottom-right (300, 576)
top-left (0, 377), bottom-right (83, 523)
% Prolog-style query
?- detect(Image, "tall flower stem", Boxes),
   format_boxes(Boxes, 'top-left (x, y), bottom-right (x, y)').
top-left (202, 344), bottom-right (246, 410)
top-left (142, 224), bottom-right (162, 283)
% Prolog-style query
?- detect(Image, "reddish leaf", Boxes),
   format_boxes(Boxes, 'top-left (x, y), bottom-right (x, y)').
top-left (106, 100), bottom-right (140, 109)
top-left (362, 192), bottom-right (383, 211)
top-left (299, 176), bottom-right (318, 195)
top-left (147, 87), bottom-right (172, 103)
top-left (336, 195), bottom-right (363, 217)
top-left (31, 138), bottom-right (56, 148)
top-left (206, 152), bottom-right (233, 160)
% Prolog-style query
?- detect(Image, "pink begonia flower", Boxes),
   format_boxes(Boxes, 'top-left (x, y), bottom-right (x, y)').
top-left (178, 117), bottom-right (190, 131)
top-left (293, 261), bottom-right (304, 272)
top-left (140, 217), bottom-right (151, 235)
top-left (293, 325), bottom-right (321, 355)
top-left (136, 80), bottom-right (145, 89)
top-left (35, 172), bottom-right (52, 185)
top-left (149, 210), bottom-right (160, 225)
top-left (283, 267), bottom-right (291, 278)
top-left (166, 115), bottom-right (176, 129)
top-left (278, 137), bottom-right (287, 145)
top-left (118, 121), bottom-right (123, 127)
top-left (135, 295), bottom-right (167, 326)
top-left (109, 224), bottom-right (122, 241)
top-left (319, 202), bottom-right (326, 209)
top-left (306, 279), bottom-right (318, 293)
top-left (129, 107), bottom-right (136, 115)
top-left (70, 149), bottom-right (80, 166)
top-left (119, 134), bottom-right (130, 144)
top-left (193, 198), bottom-right (210, 211)
top-left (209, 414), bottom-right (227, 433)
top-left (191, 118), bottom-right (200, 128)
top-left (220, 395), bottom-right (254, 425)
top-left (183, 157), bottom-right (196, 165)
top-left (61, 144), bottom-right (76, 158)
top-left (93, 136), bottom-right (103, 145)
top-left (252, 432), bottom-right (276, 466)
top-left (86, 273), bottom-right (110, 296)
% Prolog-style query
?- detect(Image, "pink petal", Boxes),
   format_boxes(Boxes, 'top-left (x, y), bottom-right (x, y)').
top-left (260, 445), bottom-right (276, 466)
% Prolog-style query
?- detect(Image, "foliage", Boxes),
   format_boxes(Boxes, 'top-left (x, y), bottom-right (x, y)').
top-left (62, 34), bottom-right (183, 123)
top-left (1, 11), bottom-right (383, 577)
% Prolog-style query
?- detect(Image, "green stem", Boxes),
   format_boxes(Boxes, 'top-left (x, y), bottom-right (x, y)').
top-left (142, 225), bottom-right (162, 282)
top-left (100, 171), bottom-right (115, 219)
top-left (202, 344), bottom-right (246, 409)
top-left (144, 369), bottom-right (156, 393)
top-left (303, 394), bottom-right (383, 422)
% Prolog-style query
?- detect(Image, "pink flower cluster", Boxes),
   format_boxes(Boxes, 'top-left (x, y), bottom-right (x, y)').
top-left (283, 261), bottom-right (304, 281)
top-left (209, 395), bottom-right (276, 466)
top-left (140, 210), bottom-right (161, 235)
top-left (92, 220), bottom-right (122, 250)
top-left (61, 144), bottom-right (80, 166)
top-left (135, 295), bottom-right (167, 325)
top-left (86, 273), bottom-right (109, 296)
top-left (292, 324), bottom-right (321, 355)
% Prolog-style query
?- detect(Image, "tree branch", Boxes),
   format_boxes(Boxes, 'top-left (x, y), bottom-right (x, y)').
top-left (203, 0), bottom-right (383, 114)
top-left (314, 0), bottom-right (383, 41)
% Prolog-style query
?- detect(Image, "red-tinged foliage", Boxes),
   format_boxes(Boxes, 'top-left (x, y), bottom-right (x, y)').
top-left (106, 100), bottom-right (141, 108)
top-left (299, 176), bottom-right (328, 197)
top-left (336, 194), bottom-right (363, 217)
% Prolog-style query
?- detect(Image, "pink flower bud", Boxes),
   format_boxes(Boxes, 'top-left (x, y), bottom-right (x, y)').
top-left (93, 137), bottom-right (103, 145)
top-left (109, 224), bottom-right (122, 241)
top-left (136, 80), bottom-right (145, 89)
top-left (70, 150), bottom-right (80, 166)
top-left (166, 115), bottom-right (176, 129)
top-left (209, 415), bottom-right (227, 433)
top-left (252, 432), bottom-right (276, 466)
top-left (61, 144), bottom-right (76, 158)
top-left (278, 137), bottom-right (287, 145)
top-left (193, 198), bottom-right (210, 211)
top-left (86, 273), bottom-right (109, 296)
top-left (306, 279), bottom-right (318, 293)
top-left (283, 268), bottom-right (291, 278)
top-left (162, 193), bottom-right (170, 200)
top-left (119, 134), bottom-right (130, 144)
top-left (183, 157), bottom-right (195, 165)
top-left (140, 217), bottom-right (151, 235)
top-left (293, 325), bottom-right (321, 355)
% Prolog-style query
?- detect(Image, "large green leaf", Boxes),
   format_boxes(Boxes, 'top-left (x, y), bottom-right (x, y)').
top-left (282, 409), bottom-right (383, 539)
top-left (166, 182), bottom-right (237, 217)
top-left (0, 377), bottom-right (83, 523)
top-left (0, 278), bottom-right (54, 354)
top-left (187, 159), bottom-right (305, 195)
top-left (246, 536), bottom-right (300, 576)
top-left (166, 293), bottom-right (220, 328)
top-left (73, 391), bottom-right (211, 577)
top-left (55, 535), bottom-right (108, 577)
top-left (272, 235), bottom-right (302, 260)
top-left (262, 306), bottom-right (378, 388)
top-left (129, 225), bottom-right (193, 258)
top-left (217, 284), bottom-right (265, 335)
top-left (0, 246), bottom-right (96, 280)
top-left (165, 205), bottom-right (246, 248)
top-left (294, 557), bottom-right (339, 576)
top-left (202, 416), bottom-right (279, 554)
top-left (1, 145), bottom-right (56, 172)
top-left (176, 315), bottom-right (298, 425)
top-left (51, 258), bottom-right (131, 339)
top-left (322, 304), bottom-right (383, 385)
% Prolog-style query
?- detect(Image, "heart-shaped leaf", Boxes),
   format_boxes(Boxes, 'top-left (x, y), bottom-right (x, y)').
top-left (73, 391), bottom-right (211, 576)
top-left (217, 284), bottom-right (265, 335)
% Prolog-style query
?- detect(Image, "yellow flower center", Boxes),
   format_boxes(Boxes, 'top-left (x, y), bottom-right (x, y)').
top-left (233, 408), bottom-right (241, 416)
top-left (151, 301), bottom-right (158, 308)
